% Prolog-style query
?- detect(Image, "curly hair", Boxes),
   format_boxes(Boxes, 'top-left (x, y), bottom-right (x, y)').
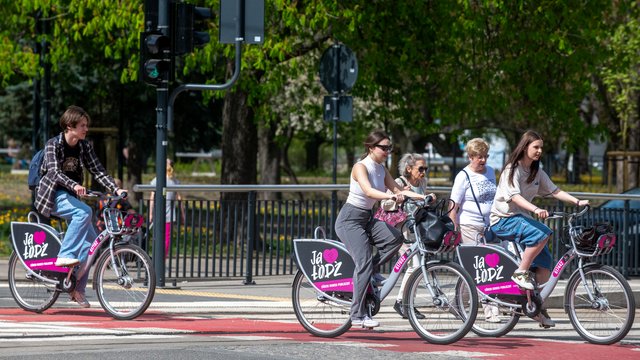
top-left (398, 153), bottom-right (426, 178)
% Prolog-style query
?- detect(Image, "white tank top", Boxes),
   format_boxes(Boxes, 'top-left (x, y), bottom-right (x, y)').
top-left (346, 156), bottom-right (386, 210)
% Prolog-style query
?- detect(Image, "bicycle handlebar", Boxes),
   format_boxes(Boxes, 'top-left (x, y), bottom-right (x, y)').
top-left (548, 205), bottom-right (590, 219)
top-left (84, 190), bottom-right (128, 201)
top-left (403, 195), bottom-right (434, 207)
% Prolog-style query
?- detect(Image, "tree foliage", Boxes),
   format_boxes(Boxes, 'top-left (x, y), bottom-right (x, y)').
top-left (0, 0), bottom-right (639, 190)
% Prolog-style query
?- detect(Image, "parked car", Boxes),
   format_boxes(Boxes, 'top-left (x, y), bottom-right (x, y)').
top-left (592, 187), bottom-right (640, 238)
top-left (598, 187), bottom-right (640, 210)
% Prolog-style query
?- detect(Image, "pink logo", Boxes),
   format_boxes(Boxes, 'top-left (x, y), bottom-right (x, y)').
top-left (33, 231), bottom-right (46, 245)
top-left (485, 253), bottom-right (500, 268)
top-left (323, 248), bottom-right (339, 263)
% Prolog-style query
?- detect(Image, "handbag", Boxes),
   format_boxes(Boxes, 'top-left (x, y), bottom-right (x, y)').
top-left (374, 206), bottom-right (407, 227)
top-left (413, 199), bottom-right (456, 249)
top-left (462, 170), bottom-right (496, 242)
top-left (373, 176), bottom-right (409, 227)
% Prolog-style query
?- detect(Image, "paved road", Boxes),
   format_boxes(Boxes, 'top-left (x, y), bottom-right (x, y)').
top-left (0, 273), bottom-right (639, 359)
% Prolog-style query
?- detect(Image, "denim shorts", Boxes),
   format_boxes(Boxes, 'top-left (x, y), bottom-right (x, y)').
top-left (491, 215), bottom-right (553, 270)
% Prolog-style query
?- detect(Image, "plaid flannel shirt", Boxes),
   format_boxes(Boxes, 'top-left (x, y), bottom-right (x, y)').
top-left (34, 133), bottom-right (118, 217)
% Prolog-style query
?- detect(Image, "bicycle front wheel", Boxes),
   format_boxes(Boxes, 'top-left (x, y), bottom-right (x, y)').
top-left (291, 270), bottom-right (352, 338)
top-left (7, 252), bottom-right (59, 313)
top-left (94, 244), bottom-right (156, 320)
top-left (404, 260), bottom-right (478, 344)
top-left (565, 264), bottom-right (635, 345)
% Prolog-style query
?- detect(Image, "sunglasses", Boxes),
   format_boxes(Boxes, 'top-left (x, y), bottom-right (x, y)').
top-left (374, 144), bottom-right (393, 152)
top-left (416, 166), bottom-right (428, 173)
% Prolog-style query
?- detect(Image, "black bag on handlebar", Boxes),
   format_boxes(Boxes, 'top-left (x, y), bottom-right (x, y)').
top-left (413, 199), bottom-right (455, 249)
top-left (576, 222), bottom-right (613, 251)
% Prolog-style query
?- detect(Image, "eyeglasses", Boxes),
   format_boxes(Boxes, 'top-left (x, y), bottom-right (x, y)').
top-left (417, 166), bottom-right (428, 173)
top-left (374, 144), bottom-right (393, 152)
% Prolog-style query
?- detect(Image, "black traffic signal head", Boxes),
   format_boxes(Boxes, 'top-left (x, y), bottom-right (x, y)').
top-left (172, 3), bottom-right (213, 56)
top-left (140, 31), bottom-right (172, 86)
top-left (145, 33), bottom-right (170, 54)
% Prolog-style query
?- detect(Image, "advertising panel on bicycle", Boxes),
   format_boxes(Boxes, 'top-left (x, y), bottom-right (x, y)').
top-left (10, 222), bottom-right (69, 273)
top-left (457, 245), bottom-right (524, 296)
top-left (293, 239), bottom-right (355, 293)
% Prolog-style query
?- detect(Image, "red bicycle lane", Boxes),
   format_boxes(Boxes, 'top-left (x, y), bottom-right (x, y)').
top-left (1, 308), bottom-right (638, 359)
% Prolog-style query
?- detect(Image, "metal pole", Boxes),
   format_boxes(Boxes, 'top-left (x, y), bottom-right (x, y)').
top-left (32, 11), bottom-right (41, 152)
top-left (622, 200), bottom-right (629, 279)
top-left (42, 17), bottom-right (51, 145)
top-left (330, 43), bottom-right (341, 239)
top-left (153, 0), bottom-right (169, 287)
top-left (245, 190), bottom-right (256, 284)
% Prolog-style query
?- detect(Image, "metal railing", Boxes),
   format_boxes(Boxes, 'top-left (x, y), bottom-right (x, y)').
top-left (133, 184), bottom-right (640, 283)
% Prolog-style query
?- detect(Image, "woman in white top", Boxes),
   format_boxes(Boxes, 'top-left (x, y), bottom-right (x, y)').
top-left (450, 138), bottom-right (497, 244)
top-left (449, 138), bottom-right (500, 323)
top-left (490, 130), bottom-right (588, 327)
top-left (335, 130), bottom-right (430, 329)
top-left (150, 159), bottom-right (185, 259)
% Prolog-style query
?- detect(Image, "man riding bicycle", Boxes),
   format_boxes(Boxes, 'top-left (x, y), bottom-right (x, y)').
top-left (33, 105), bottom-right (127, 308)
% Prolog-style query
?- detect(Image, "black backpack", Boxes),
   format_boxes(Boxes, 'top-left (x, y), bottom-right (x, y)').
top-left (28, 149), bottom-right (46, 190)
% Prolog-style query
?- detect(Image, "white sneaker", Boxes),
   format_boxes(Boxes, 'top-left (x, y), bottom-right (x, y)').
top-left (55, 257), bottom-right (79, 267)
top-left (533, 309), bottom-right (555, 328)
top-left (351, 316), bottom-right (379, 328)
top-left (486, 315), bottom-right (502, 323)
top-left (511, 269), bottom-right (535, 290)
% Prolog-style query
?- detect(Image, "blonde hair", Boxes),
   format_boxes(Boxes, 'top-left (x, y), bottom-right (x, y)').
top-left (167, 159), bottom-right (175, 178)
top-left (465, 138), bottom-right (490, 158)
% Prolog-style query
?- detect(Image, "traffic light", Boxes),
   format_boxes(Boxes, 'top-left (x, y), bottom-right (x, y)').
top-left (172, 3), bottom-right (212, 56)
top-left (140, 31), bottom-right (172, 86)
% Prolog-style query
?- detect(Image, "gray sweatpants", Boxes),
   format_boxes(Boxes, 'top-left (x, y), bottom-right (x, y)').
top-left (335, 203), bottom-right (403, 320)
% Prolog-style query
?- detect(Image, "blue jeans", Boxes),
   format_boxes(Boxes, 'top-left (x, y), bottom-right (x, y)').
top-left (491, 215), bottom-right (553, 270)
top-left (52, 189), bottom-right (97, 293)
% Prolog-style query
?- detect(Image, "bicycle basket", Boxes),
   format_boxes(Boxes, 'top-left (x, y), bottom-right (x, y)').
top-left (102, 208), bottom-right (143, 235)
top-left (573, 222), bottom-right (615, 256)
top-left (413, 199), bottom-right (457, 252)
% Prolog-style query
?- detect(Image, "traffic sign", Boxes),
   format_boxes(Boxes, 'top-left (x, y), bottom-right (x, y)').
top-left (323, 96), bottom-right (353, 122)
top-left (319, 44), bottom-right (358, 94)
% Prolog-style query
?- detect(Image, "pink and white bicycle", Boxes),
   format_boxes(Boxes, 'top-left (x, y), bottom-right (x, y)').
top-left (456, 206), bottom-right (635, 344)
top-left (8, 191), bottom-right (155, 320)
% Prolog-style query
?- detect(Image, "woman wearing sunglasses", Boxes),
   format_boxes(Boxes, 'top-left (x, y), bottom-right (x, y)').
top-left (380, 153), bottom-right (436, 319)
top-left (335, 130), bottom-right (430, 329)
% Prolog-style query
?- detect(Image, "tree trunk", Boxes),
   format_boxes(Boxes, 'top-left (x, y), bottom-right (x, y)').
top-left (124, 140), bottom-right (145, 208)
top-left (221, 84), bottom-right (257, 201)
top-left (258, 119), bottom-right (280, 200)
top-left (304, 133), bottom-right (323, 171)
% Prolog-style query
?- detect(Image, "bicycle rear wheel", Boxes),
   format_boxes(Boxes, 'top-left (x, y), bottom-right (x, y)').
top-left (565, 264), bottom-right (635, 345)
top-left (7, 252), bottom-right (59, 313)
top-left (404, 260), bottom-right (478, 344)
top-left (94, 244), bottom-right (156, 320)
top-left (291, 270), bottom-right (351, 338)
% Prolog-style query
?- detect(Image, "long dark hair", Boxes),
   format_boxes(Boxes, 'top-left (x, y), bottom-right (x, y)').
top-left (505, 130), bottom-right (543, 186)
top-left (359, 130), bottom-right (390, 160)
